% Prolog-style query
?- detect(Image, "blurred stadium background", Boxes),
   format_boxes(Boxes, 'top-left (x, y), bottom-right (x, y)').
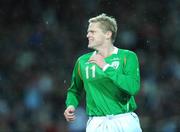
top-left (0, 0), bottom-right (179, 131)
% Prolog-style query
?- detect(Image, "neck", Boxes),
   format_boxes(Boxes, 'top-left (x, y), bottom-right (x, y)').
top-left (96, 44), bottom-right (115, 58)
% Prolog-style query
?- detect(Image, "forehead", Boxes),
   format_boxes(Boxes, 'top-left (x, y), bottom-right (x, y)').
top-left (87, 22), bottom-right (101, 31)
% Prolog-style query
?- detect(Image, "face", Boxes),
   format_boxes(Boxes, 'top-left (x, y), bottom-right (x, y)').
top-left (86, 22), bottom-right (107, 50)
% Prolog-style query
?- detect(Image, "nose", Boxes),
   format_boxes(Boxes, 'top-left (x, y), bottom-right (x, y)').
top-left (87, 32), bottom-right (92, 38)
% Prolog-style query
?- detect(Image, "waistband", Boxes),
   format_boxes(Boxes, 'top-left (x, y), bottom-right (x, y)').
top-left (89, 112), bottom-right (136, 119)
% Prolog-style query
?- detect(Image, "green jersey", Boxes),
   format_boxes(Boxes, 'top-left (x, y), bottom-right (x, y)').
top-left (65, 47), bottom-right (140, 116)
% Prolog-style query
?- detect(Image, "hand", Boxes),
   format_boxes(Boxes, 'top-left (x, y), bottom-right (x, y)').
top-left (89, 54), bottom-right (107, 69)
top-left (64, 105), bottom-right (76, 122)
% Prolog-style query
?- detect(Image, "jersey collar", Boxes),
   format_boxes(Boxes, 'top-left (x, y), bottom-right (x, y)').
top-left (112, 47), bottom-right (118, 54)
top-left (93, 46), bottom-right (118, 56)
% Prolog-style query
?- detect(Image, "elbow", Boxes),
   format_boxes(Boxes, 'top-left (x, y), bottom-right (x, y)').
top-left (130, 81), bottom-right (140, 96)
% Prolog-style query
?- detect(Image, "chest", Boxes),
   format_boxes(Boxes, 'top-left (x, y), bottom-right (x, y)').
top-left (79, 56), bottom-right (124, 81)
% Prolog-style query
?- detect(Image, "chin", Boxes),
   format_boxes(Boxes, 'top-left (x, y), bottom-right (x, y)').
top-left (88, 44), bottom-right (93, 49)
top-left (88, 44), bottom-right (99, 51)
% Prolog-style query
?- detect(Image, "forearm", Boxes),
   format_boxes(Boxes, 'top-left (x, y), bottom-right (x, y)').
top-left (66, 90), bottom-right (81, 108)
top-left (66, 60), bottom-right (84, 108)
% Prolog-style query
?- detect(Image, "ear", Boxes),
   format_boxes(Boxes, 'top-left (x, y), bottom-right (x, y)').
top-left (105, 31), bottom-right (112, 40)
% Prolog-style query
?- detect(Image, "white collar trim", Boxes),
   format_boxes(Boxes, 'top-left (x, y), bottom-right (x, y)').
top-left (112, 47), bottom-right (118, 54)
top-left (92, 46), bottom-right (118, 56)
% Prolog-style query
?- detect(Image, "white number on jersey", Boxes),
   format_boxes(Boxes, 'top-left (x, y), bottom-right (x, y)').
top-left (85, 65), bottom-right (96, 79)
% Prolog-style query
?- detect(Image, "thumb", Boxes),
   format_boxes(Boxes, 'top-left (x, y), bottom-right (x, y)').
top-left (69, 109), bottom-right (75, 113)
top-left (68, 105), bottom-right (75, 113)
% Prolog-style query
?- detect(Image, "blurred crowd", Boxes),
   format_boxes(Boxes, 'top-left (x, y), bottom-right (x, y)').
top-left (0, 0), bottom-right (180, 132)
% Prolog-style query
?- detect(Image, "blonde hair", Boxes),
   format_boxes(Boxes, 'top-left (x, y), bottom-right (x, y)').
top-left (88, 13), bottom-right (117, 43)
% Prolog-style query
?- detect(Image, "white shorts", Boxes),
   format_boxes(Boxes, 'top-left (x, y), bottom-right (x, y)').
top-left (86, 112), bottom-right (142, 132)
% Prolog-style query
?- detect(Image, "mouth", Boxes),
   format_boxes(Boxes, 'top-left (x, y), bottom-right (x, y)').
top-left (88, 40), bottom-right (92, 43)
top-left (88, 39), bottom-right (94, 43)
top-left (88, 37), bottom-right (93, 41)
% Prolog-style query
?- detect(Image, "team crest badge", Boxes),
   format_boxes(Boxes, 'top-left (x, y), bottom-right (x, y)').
top-left (111, 61), bottom-right (120, 69)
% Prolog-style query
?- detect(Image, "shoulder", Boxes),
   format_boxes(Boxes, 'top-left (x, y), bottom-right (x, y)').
top-left (118, 48), bottom-right (137, 56)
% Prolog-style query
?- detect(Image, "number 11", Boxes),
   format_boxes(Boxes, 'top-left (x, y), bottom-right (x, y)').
top-left (85, 65), bottom-right (96, 79)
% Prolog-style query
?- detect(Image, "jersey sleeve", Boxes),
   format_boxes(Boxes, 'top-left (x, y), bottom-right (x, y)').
top-left (65, 59), bottom-right (84, 108)
top-left (104, 51), bottom-right (140, 96)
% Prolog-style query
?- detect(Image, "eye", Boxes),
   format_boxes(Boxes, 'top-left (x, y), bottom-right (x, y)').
top-left (91, 31), bottom-right (96, 34)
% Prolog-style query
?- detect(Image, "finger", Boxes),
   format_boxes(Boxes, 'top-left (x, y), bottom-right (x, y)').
top-left (89, 60), bottom-right (96, 63)
top-left (89, 57), bottom-right (94, 61)
top-left (64, 110), bottom-right (74, 117)
top-left (66, 112), bottom-right (75, 116)
top-left (65, 108), bottom-right (75, 114)
top-left (66, 117), bottom-right (76, 122)
top-left (65, 114), bottom-right (76, 122)
top-left (64, 110), bottom-right (75, 118)
top-left (67, 115), bottom-right (76, 120)
top-left (88, 59), bottom-right (96, 63)
top-left (66, 115), bottom-right (75, 120)
top-left (68, 117), bottom-right (76, 121)
top-left (89, 54), bottom-right (97, 60)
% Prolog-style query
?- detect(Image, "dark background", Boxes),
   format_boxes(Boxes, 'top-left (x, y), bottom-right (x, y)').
top-left (0, 0), bottom-right (179, 131)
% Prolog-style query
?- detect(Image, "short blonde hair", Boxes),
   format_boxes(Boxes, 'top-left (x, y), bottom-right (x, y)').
top-left (88, 13), bottom-right (117, 43)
